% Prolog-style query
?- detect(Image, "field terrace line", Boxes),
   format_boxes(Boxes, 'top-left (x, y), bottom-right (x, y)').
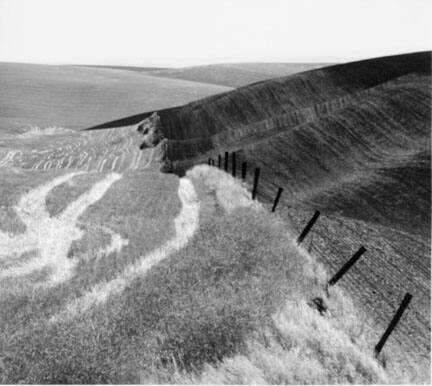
top-left (0, 171), bottom-right (123, 285)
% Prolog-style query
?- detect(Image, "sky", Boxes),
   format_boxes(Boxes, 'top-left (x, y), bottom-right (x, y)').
top-left (0, 0), bottom-right (430, 67)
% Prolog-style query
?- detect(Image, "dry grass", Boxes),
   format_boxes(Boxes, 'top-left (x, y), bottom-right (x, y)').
top-left (178, 286), bottom-right (391, 384)
top-left (0, 165), bottom-right (421, 383)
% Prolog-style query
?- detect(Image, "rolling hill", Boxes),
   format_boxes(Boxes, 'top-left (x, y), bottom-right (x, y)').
top-left (0, 52), bottom-right (430, 383)
top-left (89, 51), bottom-right (431, 381)
top-left (0, 62), bottom-right (231, 134)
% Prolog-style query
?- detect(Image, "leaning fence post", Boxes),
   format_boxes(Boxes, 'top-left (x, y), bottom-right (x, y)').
top-left (328, 246), bottom-right (366, 286)
top-left (272, 187), bottom-right (283, 212)
top-left (297, 210), bottom-right (320, 244)
top-left (241, 162), bottom-right (247, 179)
top-left (252, 168), bottom-right (260, 200)
top-left (374, 293), bottom-right (413, 357)
top-left (218, 154), bottom-right (221, 169)
top-left (232, 152), bottom-right (236, 177)
top-left (224, 151), bottom-right (228, 171)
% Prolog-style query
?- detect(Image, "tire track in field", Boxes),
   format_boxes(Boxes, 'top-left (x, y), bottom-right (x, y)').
top-left (51, 176), bottom-right (200, 322)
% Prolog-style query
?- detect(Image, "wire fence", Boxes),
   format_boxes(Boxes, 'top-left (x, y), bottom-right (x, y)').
top-left (207, 151), bottom-right (414, 359)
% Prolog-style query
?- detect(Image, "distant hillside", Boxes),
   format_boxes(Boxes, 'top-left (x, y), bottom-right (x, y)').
top-left (148, 62), bottom-right (332, 87)
top-left (73, 64), bottom-right (169, 72)
top-left (101, 51), bottom-right (431, 379)
top-left (0, 62), bottom-right (230, 133)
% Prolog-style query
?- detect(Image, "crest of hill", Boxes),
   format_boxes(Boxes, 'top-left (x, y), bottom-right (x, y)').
top-left (147, 62), bottom-right (332, 87)
top-left (154, 51), bottom-right (430, 144)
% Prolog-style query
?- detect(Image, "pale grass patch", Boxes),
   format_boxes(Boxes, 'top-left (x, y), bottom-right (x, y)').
top-left (50, 177), bottom-right (200, 322)
top-left (186, 165), bottom-right (261, 212)
top-left (95, 226), bottom-right (129, 259)
top-left (0, 171), bottom-right (122, 285)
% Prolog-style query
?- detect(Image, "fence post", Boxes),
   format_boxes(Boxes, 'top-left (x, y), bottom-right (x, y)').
top-left (218, 154), bottom-right (221, 169)
top-left (208, 158), bottom-right (214, 166)
top-left (328, 246), bottom-right (366, 286)
top-left (241, 162), bottom-right (247, 179)
top-left (224, 151), bottom-right (228, 171)
top-left (297, 210), bottom-right (320, 244)
top-left (232, 152), bottom-right (236, 177)
top-left (272, 187), bottom-right (283, 212)
top-left (375, 293), bottom-right (413, 356)
top-left (252, 168), bottom-right (260, 200)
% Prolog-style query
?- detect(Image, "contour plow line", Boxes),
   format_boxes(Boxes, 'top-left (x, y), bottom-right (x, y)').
top-left (51, 176), bottom-right (200, 323)
top-left (0, 171), bottom-right (122, 285)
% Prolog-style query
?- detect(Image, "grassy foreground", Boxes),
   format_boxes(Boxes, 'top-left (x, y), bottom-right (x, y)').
top-left (0, 165), bottom-right (414, 383)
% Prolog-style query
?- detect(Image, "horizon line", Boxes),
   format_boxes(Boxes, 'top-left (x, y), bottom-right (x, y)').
top-left (1, 50), bottom-right (429, 69)
top-left (0, 56), bottom-right (360, 69)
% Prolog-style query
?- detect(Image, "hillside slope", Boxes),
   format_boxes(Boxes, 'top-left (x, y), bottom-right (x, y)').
top-left (103, 51), bottom-right (431, 380)
top-left (0, 52), bottom-right (429, 383)
top-left (0, 115), bottom-right (402, 383)
top-left (0, 160), bottom-right (408, 384)
top-left (0, 62), bottom-right (231, 134)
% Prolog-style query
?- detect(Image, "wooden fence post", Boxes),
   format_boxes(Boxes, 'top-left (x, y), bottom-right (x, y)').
top-left (232, 152), bottom-right (236, 177)
top-left (252, 168), bottom-right (260, 200)
top-left (272, 187), bottom-right (283, 212)
top-left (241, 162), bottom-right (247, 179)
top-left (297, 210), bottom-right (320, 244)
top-left (328, 246), bottom-right (366, 286)
top-left (224, 151), bottom-right (228, 171)
top-left (375, 293), bottom-right (413, 357)
top-left (218, 154), bottom-right (221, 169)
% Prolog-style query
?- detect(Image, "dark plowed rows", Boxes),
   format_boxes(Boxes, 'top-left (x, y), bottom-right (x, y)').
top-left (157, 52), bottom-right (430, 141)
